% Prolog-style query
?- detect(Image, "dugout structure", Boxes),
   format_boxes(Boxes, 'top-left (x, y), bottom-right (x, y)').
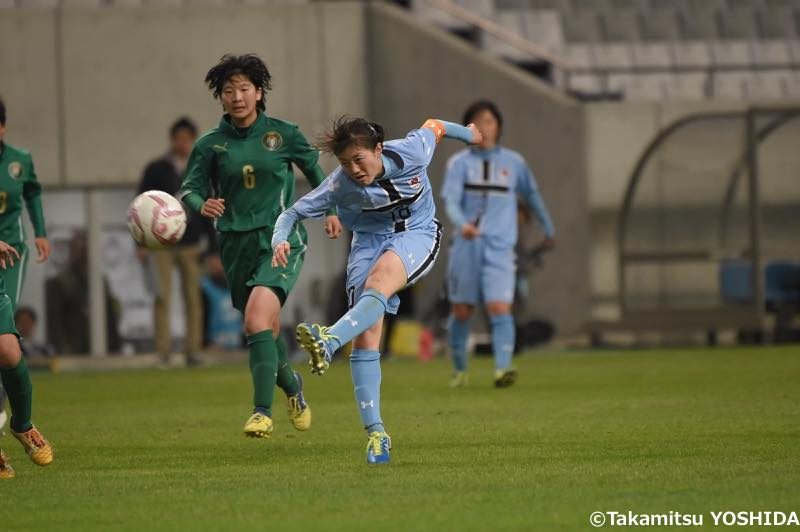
top-left (589, 106), bottom-right (800, 344)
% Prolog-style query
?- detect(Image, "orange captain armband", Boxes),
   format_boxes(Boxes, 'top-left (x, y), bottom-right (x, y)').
top-left (421, 119), bottom-right (446, 144)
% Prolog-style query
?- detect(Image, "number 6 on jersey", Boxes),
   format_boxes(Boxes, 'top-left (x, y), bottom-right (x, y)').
top-left (242, 165), bottom-right (256, 189)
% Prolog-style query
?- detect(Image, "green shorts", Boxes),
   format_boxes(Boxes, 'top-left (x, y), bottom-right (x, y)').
top-left (0, 242), bottom-right (28, 311)
top-left (219, 226), bottom-right (307, 312)
top-left (0, 292), bottom-right (19, 337)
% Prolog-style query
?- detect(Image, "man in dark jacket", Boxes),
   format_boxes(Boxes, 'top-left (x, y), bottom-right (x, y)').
top-left (138, 117), bottom-right (213, 364)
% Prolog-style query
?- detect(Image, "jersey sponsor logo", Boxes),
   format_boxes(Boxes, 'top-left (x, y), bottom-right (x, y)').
top-left (499, 168), bottom-right (510, 184)
top-left (7, 162), bottom-right (22, 179)
top-left (409, 175), bottom-right (421, 189)
top-left (262, 131), bottom-right (283, 151)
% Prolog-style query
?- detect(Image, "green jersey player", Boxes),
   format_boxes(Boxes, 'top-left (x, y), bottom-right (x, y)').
top-left (0, 97), bottom-right (51, 444)
top-left (180, 54), bottom-right (341, 438)
top-left (0, 98), bottom-right (51, 309)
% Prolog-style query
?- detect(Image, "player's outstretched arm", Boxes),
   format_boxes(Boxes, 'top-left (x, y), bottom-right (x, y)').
top-left (290, 125), bottom-right (342, 239)
top-left (271, 207), bottom-right (303, 267)
top-left (421, 119), bottom-right (482, 145)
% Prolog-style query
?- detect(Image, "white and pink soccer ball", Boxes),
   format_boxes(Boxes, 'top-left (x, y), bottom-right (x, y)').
top-left (126, 190), bottom-right (187, 249)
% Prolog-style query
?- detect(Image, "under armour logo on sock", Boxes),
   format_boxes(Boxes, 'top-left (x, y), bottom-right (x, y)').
top-left (344, 314), bottom-right (358, 327)
top-left (360, 400), bottom-right (374, 409)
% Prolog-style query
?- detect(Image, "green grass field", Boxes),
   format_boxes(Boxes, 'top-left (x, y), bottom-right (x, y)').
top-left (2, 347), bottom-right (799, 531)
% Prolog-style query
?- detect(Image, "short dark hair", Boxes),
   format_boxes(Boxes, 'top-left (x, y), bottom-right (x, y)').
top-left (0, 97), bottom-right (6, 126)
top-left (14, 306), bottom-right (37, 323)
top-left (170, 116), bottom-right (197, 138)
top-left (462, 99), bottom-right (503, 139)
top-left (205, 54), bottom-right (272, 112)
top-left (318, 116), bottom-right (385, 156)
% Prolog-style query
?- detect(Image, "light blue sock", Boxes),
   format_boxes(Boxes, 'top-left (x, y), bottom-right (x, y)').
top-left (448, 315), bottom-right (470, 372)
top-left (490, 314), bottom-right (515, 371)
top-left (327, 289), bottom-right (388, 351)
top-left (350, 348), bottom-right (384, 434)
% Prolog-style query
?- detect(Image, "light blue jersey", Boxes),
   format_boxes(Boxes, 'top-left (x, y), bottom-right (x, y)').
top-left (442, 146), bottom-right (554, 248)
top-left (443, 145), bottom-right (554, 305)
top-left (274, 125), bottom-right (461, 314)
top-left (274, 127), bottom-right (439, 236)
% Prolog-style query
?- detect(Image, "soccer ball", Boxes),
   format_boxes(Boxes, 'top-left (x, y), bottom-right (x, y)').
top-left (126, 190), bottom-right (187, 249)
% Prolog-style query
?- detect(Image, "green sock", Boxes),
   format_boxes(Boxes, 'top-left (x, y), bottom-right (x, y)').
top-left (0, 358), bottom-right (33, 433)
top-left (246, 330), bottom-right (279, 417)
top-left (275, 335), bottom-right (299, 397)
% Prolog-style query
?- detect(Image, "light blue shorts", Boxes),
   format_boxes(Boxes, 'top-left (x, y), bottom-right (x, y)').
top-left (346, 222), bottom-right (443, 314)
top-left (447, 236), bottom-right (516, 305)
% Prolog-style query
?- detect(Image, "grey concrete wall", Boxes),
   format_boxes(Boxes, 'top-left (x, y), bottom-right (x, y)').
top-left (1, 3), bottom-right (368, 184)
top-left (0, 9), bottom-right (61, 185)
top-left (366, 3), bottom-right (591, 336)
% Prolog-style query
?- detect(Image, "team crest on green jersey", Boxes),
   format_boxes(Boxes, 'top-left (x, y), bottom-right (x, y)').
top-left (262, 131), bottom-right (283, 151)
top-left (7, 162), bottom-right (22, 179)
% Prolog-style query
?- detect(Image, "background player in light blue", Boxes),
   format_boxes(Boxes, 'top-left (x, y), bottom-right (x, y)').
top-left (442, 100), bottom-right (555, 388)
top-left (272, 116), bottom-right (481, 464)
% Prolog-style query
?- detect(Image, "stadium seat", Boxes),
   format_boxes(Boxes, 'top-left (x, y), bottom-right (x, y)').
top-left (677, 8), bottom-right (720, 39)
top-left (606, 0), bottom-right (640, 10)
top-left (633, 42), bottom-right (674, 69)
top-left (607, 72), bottom-right (635, 94)
top-left (746, 69), bottom-right (791, 99)
top-left (608, 73), bottom-right (671, 100)
top-left (763, 0), bottom-right (796, 9)
top-left (719, 260), bottom-right (800, 306)
top-left (481, 10), bottom-right (532, 62)
top-left (523, 10), bottom-right (565, 53)
top-left (61, 0), bottom-right (103, 6)
top-left (711, 40), bottom-right (753, 67)
top-left (562, 43), bottom-right (595, 69)
top-left (726, 0), bottom-right (764, 8)
top-left (593, 43), bottom-right (634, 69)
top-left (789, 40), bottom-right (800, 63)
top-left (182, 0), bottom-right (227, 6)
top-left (668, 72), bottom-right (709, 100)
top-left (530, 0), bottom-right (570, 11)
top-left (628, 74), bottom-right (670, 101)
top-left (752, 41), bottom-right (793, 67)
top-left (755, 7), bottom-right (797, 39)
top-left (459, 0), bottom-right (494, 19)
top-left (785, 71), bottom-right (800, 96)
top-left (673, 41), bottom-right (713, 68)
top-left (718, 7), bottom-right (759, 39)
top-left (411, 0), bottom-right (470, 32)
top-left (599, 8), bottom-right (641, 41)
top-left (712, 71), bottom-right (750, 99)
top-left (641, 8), bottom-right (681, 40)
top-left (567, 72), bottom-right (604, 93)
top-left (561, 9), bottom-right (602, 42)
